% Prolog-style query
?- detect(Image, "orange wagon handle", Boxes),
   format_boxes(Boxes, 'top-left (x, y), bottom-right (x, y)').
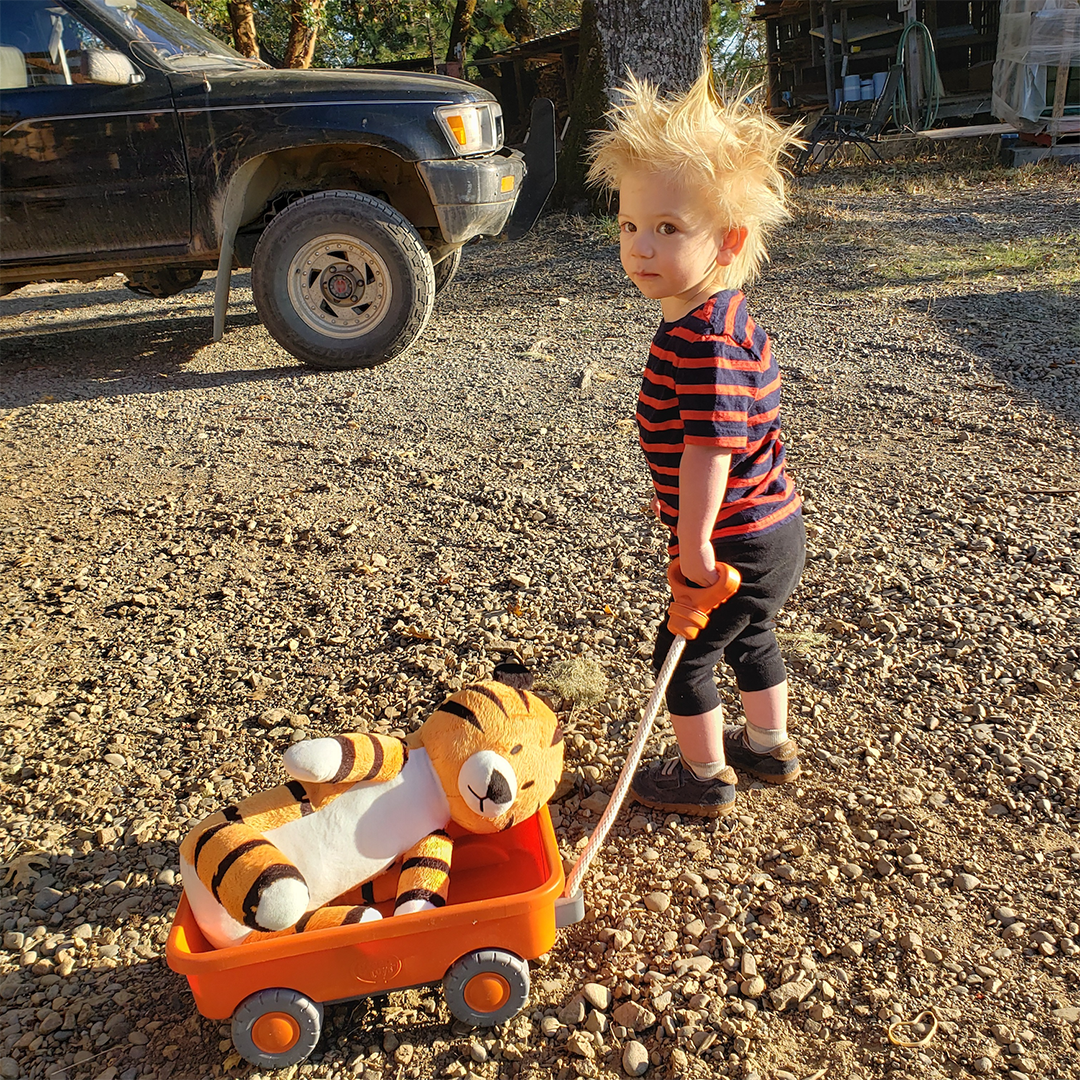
top-left (557, 560), bottom-right (739, 922)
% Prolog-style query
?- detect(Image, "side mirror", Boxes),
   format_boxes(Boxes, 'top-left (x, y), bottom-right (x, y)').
top-left (82, 48), bottom-right (143, 86)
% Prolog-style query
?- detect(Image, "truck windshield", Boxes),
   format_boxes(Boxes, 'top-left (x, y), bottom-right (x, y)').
top-left (83, 0), bottom-right (259, 65)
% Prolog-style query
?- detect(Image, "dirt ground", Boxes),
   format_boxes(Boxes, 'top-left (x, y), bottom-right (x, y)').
top-left (1, 151), bottom-right (1079, 1080)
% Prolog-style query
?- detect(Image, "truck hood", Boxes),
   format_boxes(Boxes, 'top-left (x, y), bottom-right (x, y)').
top-left (169, 64), bottom-right (495, 110)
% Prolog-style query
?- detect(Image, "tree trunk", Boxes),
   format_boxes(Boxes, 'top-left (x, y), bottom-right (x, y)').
top-left (283, 0), bottom-right (326, 69)
top-left (446, 0), bottom-right (476, 76)
top-left (505, 0), bottom-right (535, 43)
top-left (553, 0), bottom-right (710, 210)
top-left (227, 0), bottom-right (258, 59)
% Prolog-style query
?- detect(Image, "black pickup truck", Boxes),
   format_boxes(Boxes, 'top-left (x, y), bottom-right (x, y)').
top-left (0, 0), bottom-right (553, 368)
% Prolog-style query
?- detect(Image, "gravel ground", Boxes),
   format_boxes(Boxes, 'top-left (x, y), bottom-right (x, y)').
top-left (1, 161), bottom-right (1079, 1080)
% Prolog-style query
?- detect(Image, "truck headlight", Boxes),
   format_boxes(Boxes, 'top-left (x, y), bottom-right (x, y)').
top-left (436, 102), bottom-right (503, 156)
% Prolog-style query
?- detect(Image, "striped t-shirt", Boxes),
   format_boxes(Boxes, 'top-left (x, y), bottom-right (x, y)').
top-left (636, 289), bottom-right (801, 553)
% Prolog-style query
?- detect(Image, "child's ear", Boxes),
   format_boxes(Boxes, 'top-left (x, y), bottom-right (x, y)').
top-left (716, 226), bottom-right (748, 267)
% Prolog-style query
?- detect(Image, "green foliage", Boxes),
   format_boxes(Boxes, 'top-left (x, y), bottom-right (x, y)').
top-left (709, 1), bottom-right (766, 89)
top-left (185, 0), bottom-right (580, 69)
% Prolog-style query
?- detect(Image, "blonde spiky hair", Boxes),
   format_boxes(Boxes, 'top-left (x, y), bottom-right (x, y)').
top-left (587, 70), bottom-right (802, 290)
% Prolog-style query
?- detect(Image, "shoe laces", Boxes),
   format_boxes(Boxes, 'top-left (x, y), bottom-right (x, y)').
top-left (660, 758), bottom-right (684, 777)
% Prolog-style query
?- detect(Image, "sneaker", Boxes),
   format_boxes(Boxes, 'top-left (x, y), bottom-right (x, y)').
top-left (631, 757), bottom-right (737, 817)
top-left (723, 725), bottom-right (801, 784)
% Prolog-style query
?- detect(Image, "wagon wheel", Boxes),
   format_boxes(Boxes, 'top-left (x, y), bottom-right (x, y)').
top-left (443, 948), bottom-right (530, 1027)
top-left (231, 987), bottom-right (323, 1069)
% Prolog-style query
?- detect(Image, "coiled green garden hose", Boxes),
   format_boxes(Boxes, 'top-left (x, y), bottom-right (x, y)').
top-left (895, 20), bottom-right (941, 131)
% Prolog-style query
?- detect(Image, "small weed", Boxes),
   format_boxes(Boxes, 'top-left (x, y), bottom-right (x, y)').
top-left (539, 656), bottom-right (609, 707)
top-left (549, 212), bottom-right (618, 244)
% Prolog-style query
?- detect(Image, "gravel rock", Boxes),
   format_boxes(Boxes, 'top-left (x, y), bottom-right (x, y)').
top-left (622, 1039), bottom-right (649, 1076)
top-left (770, 978), bottom-right (815, 1011)
top-left (582, 982), bottom-right (612, 1011)
top-left (612, 1001), bottom-right (657, 1032)
top-left (2, 172), bottom-right (1080, 1080)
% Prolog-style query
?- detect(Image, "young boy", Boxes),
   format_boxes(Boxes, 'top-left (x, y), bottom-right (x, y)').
top-left (588, 72), bottom-right (806, 817)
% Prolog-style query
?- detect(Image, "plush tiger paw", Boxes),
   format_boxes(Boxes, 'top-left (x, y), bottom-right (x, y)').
top-left (283, 737), bottom-right (350, 783)
top-left (283, 732), bottom-right (406, 785)
top-left (394, 897), bottom-right (439, 916)
top-left (254, 875), bottom-right (311, 933)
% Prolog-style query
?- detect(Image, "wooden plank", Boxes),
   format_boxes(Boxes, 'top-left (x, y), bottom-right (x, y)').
top-left (915, 122), bottom-right (1016, 139)
top-left (822, 0), bottom-right (836, 109)
top-left (1050, 45), bottom-right (1071, 146)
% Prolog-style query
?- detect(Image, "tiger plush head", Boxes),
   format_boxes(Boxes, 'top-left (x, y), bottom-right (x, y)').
top-left (409, 662), bottom-right (564, 835)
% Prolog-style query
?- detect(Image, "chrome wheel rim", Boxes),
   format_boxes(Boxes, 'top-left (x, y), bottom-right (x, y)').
top-left (287, 234), bottom-right (391, 339)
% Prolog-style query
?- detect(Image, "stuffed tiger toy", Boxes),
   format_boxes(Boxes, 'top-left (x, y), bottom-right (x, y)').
top-left (179, 663), bottom-right (564, 949)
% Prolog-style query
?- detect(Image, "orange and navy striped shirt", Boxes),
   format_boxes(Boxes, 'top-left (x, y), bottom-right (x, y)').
top-left (636, 290), bottom-right (801, 552)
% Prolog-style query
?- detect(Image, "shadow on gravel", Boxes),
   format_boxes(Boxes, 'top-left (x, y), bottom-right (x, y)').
top-left (0, 311), bottom-right (305, 408)
top-left (917, 285), bottom-right (1080, 422)
top-left (0, 284), bottom-right (150, 318)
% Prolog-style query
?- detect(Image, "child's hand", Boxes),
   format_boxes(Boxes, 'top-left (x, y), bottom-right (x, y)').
top-left (679, 543), bottom-right (720, 588)
top-left (650, 496), bottom-right (662, 520)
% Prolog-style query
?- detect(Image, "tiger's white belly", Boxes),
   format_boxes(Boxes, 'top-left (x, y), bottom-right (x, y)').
top-left (181, 747), bottom-right (451, 949)
top-left (269, 747), bottom-right (451, 906)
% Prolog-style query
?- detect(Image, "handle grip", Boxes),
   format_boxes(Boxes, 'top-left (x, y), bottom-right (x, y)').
top-left (666, 558), bottom-right (740, 640)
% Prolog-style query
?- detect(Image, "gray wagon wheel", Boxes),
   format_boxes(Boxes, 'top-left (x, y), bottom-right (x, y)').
top-left (443, 948), bottom-right (530, 1027)
top-left (231, 987), bottom-right (323, 1069)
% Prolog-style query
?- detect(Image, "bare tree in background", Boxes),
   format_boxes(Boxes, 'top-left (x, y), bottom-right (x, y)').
top-left (227, 0), bottom-right (258, 58)
top-left (553, 0), bottom-right (710, 208)
top-left (284, 0), bottom-right (327, 68)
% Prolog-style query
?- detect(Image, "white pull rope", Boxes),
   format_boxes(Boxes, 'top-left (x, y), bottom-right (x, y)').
top-left (563, 635), bottom-right (686, 899)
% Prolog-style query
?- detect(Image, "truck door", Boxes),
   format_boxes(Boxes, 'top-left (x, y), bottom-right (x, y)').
top-left (0, 0), bottom-right (190, 265)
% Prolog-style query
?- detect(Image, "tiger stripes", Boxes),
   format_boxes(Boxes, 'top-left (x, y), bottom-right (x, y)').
top-left (244, 903), bottom-right (379, 941)
top-left (296, 731), bottom-right (408, 784)
top-left (430, 680), bottom-right (563, 748)
top-left (179, 732), bottom-right (408, 931)
top-left (237, 826), bottom-right (454, 940)
top-left (395, 830), bottom-right (453, 911)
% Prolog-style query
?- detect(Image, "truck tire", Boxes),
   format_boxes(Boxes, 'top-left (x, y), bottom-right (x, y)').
top-left (433, 247), bottom-right (462, 296)
top-left (252, 190), bottom-right (436, 370)
top-left (443, 949), bottom-right (530, 1027)
top-left (231, 987), bottom-right (323, 1069)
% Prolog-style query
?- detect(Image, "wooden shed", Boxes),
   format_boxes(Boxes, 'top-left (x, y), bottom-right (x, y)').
top-left (754, 0), bottom-right (1001, 126)
top-left (471, 27), bottom-right (580, 144)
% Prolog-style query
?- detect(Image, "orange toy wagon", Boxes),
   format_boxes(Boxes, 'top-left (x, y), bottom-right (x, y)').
top-left (167, 807), bottom-right (579, 1070)
top-left (167, 569), bottom-right (738, 1071)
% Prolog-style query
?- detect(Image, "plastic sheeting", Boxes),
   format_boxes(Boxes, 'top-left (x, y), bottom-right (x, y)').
top-left (992, 0), bottom-right (1080, 131)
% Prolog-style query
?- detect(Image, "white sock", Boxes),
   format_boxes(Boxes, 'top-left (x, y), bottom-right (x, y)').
top-left (745, 722), bottom-right (787, 753)
top-left (682, 756), bottom-right (727, 780)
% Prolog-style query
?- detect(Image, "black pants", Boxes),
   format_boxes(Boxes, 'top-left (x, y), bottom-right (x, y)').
top-left (652, 514), bottom-right (806, 715)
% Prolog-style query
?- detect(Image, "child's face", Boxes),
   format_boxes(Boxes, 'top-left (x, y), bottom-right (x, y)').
top-left (617, 169), bottom-right (740, 322)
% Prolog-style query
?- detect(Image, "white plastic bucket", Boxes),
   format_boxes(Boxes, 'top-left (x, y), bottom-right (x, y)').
top-left (843, 74), bottom-right (861, 102)
top-left (873, 70), bottom-right (888, 98)
top-left (860, 79), bottom-right (874, 99)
